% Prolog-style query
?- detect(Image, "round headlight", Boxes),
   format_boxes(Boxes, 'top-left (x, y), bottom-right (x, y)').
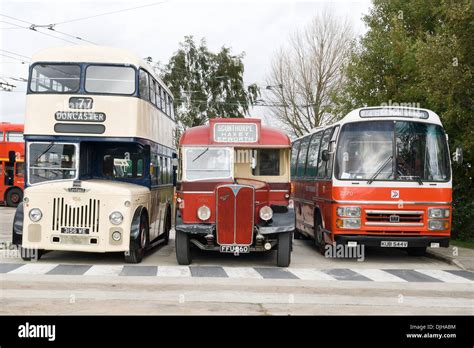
top-left (109, 211), bottom-right (123, 225)
top-left (259, 206), bottom-right (273, 221)
top-left (29, 208), bottom-right (42, 222)
top-left (197, 205), bottom-right (211, 221)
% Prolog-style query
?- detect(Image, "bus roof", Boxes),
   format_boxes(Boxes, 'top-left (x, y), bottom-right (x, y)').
top-left (31, 45), bottom-right (172, 96)
top-left (0, 123), bottom-right (24, 132)
top-left (180, 118), bottom-right (291, 147)
top-left (341, 106), bottom-right (443, 125)
top-left (293, 106), bottom-right (443, 142)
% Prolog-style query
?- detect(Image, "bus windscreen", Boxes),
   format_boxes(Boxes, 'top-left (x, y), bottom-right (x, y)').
top-left (335, 121), bottom-right (450, 182)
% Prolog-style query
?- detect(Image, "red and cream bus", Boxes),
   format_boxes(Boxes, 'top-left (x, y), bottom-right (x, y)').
top-left (0, 123), bottom-right (25, 207)
top-left (175, 118), bottom-right (294, 266)
top-left (291, 106), bottom-right (460, 256)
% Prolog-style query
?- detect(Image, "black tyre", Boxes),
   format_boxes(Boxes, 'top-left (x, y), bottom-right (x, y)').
top-left (315, 225), bottom-right (326, 255)
top-left (407, 247), bottom-right (427, 256)
top-left (175, 229), bottom-right (191, 265)
top-left (277, 231), bottom-right (292, 267)
top-left (124, 214), bottom-right (148, 264)
top-left (162, 207), bottom-right (171, 245)
top-left (294, 230), bottom-right (305, 240)
top-left (6, 188), bottom-right (22, 207)
top-left (20, 247), bottom-right (43, 261)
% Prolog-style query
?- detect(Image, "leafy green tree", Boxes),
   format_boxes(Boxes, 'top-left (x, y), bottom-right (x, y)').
top-left (338, 0), bottom-right (474, 240)
top-left (161, 36), bottom-right (259, 133)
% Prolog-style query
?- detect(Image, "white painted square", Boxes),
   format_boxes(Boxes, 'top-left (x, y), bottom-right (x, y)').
top-left (353, 269), bottom-right (407, 282)
top-left (9, 263), bottom-right (58, 275)
top-left (288, 268), bottom-right (336, 281)
top-left (223, 267), bottom-right (263, 279)
top-left (157, 266), bottom-right (191, 277)
top-left (84, 265), bottom-right (123, 276)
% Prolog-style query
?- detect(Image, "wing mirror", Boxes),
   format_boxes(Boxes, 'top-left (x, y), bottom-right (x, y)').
top-left (321, 149), bottom-right (330, 162)
top-left (452, 147), bottom-right (463, 164)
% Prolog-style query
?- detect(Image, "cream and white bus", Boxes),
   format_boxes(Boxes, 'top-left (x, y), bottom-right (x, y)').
top-left (12, 46), bottom-right (177, 263)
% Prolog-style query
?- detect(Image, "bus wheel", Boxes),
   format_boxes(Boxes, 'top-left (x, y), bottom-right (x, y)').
top-left (407, 247), bottom-right (427, 256)
top-left (315, 225), bottom-right (326, 255)
top-left (125, 214), bottom-right (148, 264)
top-left (277, 231), bottom-right (292, 267)
top-left (175, 229), bottom-right (191, 265)
top-left (6, 188), bottom-right (23, 207)
top-left (162, 207), bottom-right (171, 245)
top-left (20, 247), bottom-right (43, 261)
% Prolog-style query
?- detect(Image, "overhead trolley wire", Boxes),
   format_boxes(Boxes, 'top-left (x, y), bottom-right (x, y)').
top-left (52, 1), bottom-right (168, 25)
top-left (0, 19), bottom-right (78, 44)
top-left (0, 15), bottom-right (91, 45)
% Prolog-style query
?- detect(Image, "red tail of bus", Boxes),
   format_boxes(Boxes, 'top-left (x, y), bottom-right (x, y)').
top-left (0, 123), bottom-right (24, 207)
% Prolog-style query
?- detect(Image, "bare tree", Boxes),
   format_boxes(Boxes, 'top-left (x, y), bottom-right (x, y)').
top-left (265, 11), bottom-right (353, 137)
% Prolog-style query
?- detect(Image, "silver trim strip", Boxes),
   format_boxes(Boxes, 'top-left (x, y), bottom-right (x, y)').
top-left (337, 200), bottom-right (451, 205)
top-left (292, 197), bottom-right (451, 206)
top-left (366, 210), bottom-right (424, 215)
top-left (365, 222), bottom-right (424, 227)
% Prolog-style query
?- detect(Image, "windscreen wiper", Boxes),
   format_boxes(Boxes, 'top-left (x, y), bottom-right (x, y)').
top-left (400, 175), bottom-right (424, 185)
top-left (367, 155), bottom-right (393, 184)
top-left (192, 147), bottom-right (209, 162)
top-left (34, 143), bottom-right (54, 165)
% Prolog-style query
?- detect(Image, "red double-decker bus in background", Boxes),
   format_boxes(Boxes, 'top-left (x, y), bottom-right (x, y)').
top-left (0, 123), bottom-right (25, 207)
top-left (175, 118), bottom-right (294, 266)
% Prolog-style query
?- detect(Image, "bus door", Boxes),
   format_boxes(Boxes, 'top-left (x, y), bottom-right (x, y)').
top-left (302, 132), bottom-right (322, 236)
top-left (0, 161), bottom-right (5, 198)
top-left (14, 161), bottom-right (25, 187)
top-left (294, 136), bottom-right (310, 233)
top-left (313, 126), bottom-right (337, 234)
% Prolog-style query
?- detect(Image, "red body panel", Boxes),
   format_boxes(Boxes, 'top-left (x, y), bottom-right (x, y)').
top-left (216, 186), bottom-right (236, 244)
top-left (234, 186), bottom-right (254, 245)
top-left (216, 185), bottom-right (254, 245)
top-left (0, 123), bottom-right (24, 203)
top-left (294, 178), bottom-right (452, 242)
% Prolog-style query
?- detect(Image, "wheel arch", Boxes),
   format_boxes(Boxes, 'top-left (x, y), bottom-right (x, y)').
top-left (130, 205), bottom-right (149, 241)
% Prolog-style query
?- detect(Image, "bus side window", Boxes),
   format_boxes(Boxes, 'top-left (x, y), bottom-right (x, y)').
top-left (164, 93), bottom-right (169, 116)
top-left (15, 162), bottom-right (25, 177)
top-left (306, 132), bottom-right (322, 178)
top-left (161, 89), bottom-right (166, 114)
top-left (159, 156), bottom-right (163, 185)
top-left (290, 140), bottom-right (301, 178)
top-left (326, 126), bottom-right (339, 178)
top-left (296, 136), bottom-right (310, 178)
top-left (169, 96), bottom-right (175, 120)
top-left (316, 128), bottom-right (332, 179)
top-left (139, 69), bottom-right (149, 101)
top-left (6, 132), bottom-right (24, 143)
top-left (168, 95), bottom-right (173, 118)
top-left (165, 157), bottom-right (170, 184)
top-left (155, 82), bottom-right (161, 110)
top-left (149, 74), bottom-right (156, 106)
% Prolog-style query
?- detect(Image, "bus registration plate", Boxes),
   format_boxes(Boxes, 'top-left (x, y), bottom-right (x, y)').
top-left (61, 227), bottom-right (90, 235)
top-left (220, 245), bottom-right (250, 253)
top-left (381, 241), bottom-right (408, 248)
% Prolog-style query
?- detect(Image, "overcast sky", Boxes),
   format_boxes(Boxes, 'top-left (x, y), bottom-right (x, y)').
top-left (0, 0), bottom-right (371, 124)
